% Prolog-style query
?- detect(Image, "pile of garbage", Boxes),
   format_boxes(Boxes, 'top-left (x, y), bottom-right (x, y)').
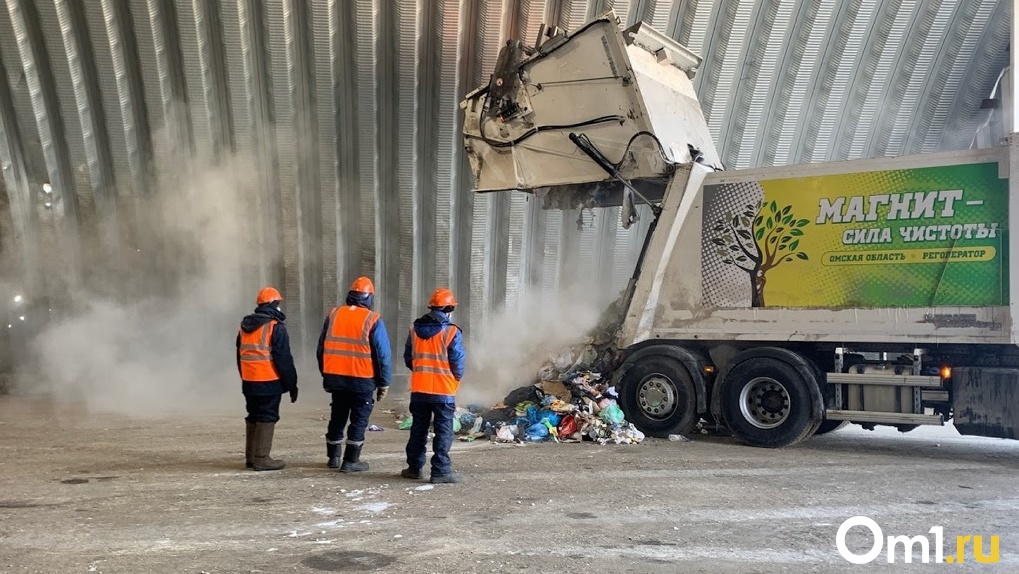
top-left (396, 294), bottom-right (646, 445)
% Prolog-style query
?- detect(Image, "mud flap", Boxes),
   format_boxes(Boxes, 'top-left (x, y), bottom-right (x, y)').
top-left (952, 367), bottom-right (1019, 440)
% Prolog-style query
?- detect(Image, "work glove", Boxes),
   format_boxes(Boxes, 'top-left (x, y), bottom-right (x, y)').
top-left (376, 386), bottom-right (388, 402)
top-left (289, 387), bottom-right (299, 403)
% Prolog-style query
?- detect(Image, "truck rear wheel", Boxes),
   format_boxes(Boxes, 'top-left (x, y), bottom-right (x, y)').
top-left (720, 357), bottom-right (821, 448)
top-left (619, 356), bottom-right (698, 438)
top-left (813, 420), bottom-right (849, 435)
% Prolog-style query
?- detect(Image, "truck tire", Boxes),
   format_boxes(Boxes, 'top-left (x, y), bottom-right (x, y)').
top-left (813, 420), bottom-right (849, 436)
top-left (720, 357), bottom-right (822, 448)
top-left (619, 356), bottom-right (698, 438)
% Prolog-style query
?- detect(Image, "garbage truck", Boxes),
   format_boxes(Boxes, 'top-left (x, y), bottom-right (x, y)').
top-left (460, 10), bottom-right (1019, 447)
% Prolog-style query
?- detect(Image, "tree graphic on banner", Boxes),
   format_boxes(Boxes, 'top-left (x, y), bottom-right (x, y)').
top-left (711, 200), bottom-right (810, 307)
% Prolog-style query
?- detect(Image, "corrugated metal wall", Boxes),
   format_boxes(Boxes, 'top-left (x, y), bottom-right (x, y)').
top-left (0, 0), bottom-right (1009, 351)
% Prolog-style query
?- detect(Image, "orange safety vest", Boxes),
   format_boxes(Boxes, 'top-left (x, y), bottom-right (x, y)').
top-left (409, 325), bottom-right (460, 396)
top-left (238, 321), bottom-right (280, 382)
top-left (322, 306), bottom-right (380, 378)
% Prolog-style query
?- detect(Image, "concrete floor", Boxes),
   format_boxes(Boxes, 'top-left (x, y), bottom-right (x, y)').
top-left (1, 393), bottom-right (1018, 574)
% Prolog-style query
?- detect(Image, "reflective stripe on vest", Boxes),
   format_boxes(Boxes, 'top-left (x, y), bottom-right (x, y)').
top-left (322, 306), bottom-right (379, 378)
top-left (409, 325), bottom-right (459, 396)
top-left (238, 321), bottom-right (280, 382)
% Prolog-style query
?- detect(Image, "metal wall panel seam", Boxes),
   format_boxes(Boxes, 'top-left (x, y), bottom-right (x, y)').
top-left (938, 0), bottom-right (1010, 151)
top-left (354, 0), bottom-right (378, 303)
top-left (481, 0), bottom-right (517, 318)
top-left (0, 43), bottom-right (40, 292)
top-left (6, 0), bottom-right (83, 288)
top-left (557, 0), bottom-right (591, 30)
top-left (807, 0), bottom-right (866, 163)
top-left (96, 0), bottom-right (159, 292)
top-left (685, 0), bottom-right (715, 60)
top-left (467, 0), bottom-right (498, 331)
top-left (288, 0), bottom-right (324, 346)
top-left (884, 0), bottom-right (952, 156)
top-left (790, 0), bottom-right (857, 164)
top-left (772, 0), bottom-right (835, 165)
top-left (693, 0), bottom-right (740, 143)
top-left (87, 2), bottom-right (130, 198)
top-left (520, 195), bottom-right (546, 300)
top-left (146, 0), bottom-right (193, 168)
top-left (221, 0), bottom-right (268, 288)
top-left (55, 0), bottom-right (120, 262)
top-left (391, 0), bottom-right (419, 347)
top-left (263, 0), bottom-right (303, 342)
top-left (722, 0), bottom-right (780, 169)
top-left (431, 0), bottom-right (459, 295)
top-left (754, 0), bottom-right (817, 167)
top-left (311, 0), bottom-right (338, 312)
top-left (903, 1), bottom-right (976, 154)
top-left (866, 0), bottom-right (938, 158)
top-left (129, 0), bottom-right (169, 176)
top-left (332, 1), bottom-right (362, 296)
top-left (452, 0), bottom-right (482, 334)
top-left (371, 0), bottom-right (410, 353)
top-left (173, 0), bottom-right (213, 163)
top-left (820, 0), bottom-right (884, 163)
top-left (641, 0), bottom-right (674, 30)
top-left (920, 0), bottom-right (994, 153)
top-left (414, 0), bottom-right (440, 310)
top-left (0, 4), bottom-right (48, 187)
top-left (847, 0), bottom-right (914, 160)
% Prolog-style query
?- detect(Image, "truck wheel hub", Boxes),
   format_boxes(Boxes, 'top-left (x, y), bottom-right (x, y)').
top-left (740, 377), bottom-right (790, 429)
top-left (638, 375), bottom-right (676, 420)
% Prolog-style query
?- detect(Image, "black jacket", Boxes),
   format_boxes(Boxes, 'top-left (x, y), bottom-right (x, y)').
top-left (236, 304), bottom-right (298, 396)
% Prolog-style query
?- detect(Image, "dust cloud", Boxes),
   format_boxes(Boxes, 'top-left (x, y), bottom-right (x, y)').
top-left (458, 286), bottom-right (614, 407)
top-left (21, 153), bottom-right (260, 418)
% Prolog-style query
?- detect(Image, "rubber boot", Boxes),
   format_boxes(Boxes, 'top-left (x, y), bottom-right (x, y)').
top-left (326, 440), bottom-right (340, 469)
top-left (252, 422), bottom-right (286, 471)
top-left (400, 467), bottom-right (423, 479)
top-left (339, 443), bottom-right (368, 473)
top-left (245, 422), bottom-right (256, 468)
top-left (430, 472), bottom-right (462, 484)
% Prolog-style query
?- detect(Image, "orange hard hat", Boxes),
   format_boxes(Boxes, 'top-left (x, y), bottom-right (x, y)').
top-left (256, 286), bottom-right (283, 305)
top-left (349, 276), bottom-right (375, 295)
top-left (428, 288), bottom-right (457, 308)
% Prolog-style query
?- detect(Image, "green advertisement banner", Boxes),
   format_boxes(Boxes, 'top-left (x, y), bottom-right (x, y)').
top-left (701, 161), bottom-right (1009, 308)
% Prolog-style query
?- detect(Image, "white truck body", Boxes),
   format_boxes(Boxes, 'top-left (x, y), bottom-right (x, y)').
top-left (461, 10), bottom-right (1019, 446)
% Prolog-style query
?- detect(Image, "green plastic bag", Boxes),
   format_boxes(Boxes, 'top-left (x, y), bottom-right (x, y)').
top-left (398, 416), bottom-right (413, 430)
top-left (600, 403), bottom-right (625, 425)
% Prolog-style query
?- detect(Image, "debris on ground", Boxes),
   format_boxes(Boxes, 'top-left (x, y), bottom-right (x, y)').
top-left (392, 295), bottom-right (646, 445)
top-left (368, 425), bottom-right (384, 432)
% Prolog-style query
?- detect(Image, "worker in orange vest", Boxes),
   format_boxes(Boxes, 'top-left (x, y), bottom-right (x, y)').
top-left (236, 287), bottom-right (298, 471)
top-left (317, 276), bottom-right (392, 472)
top-left (401, 288), bottom-right (466, 484)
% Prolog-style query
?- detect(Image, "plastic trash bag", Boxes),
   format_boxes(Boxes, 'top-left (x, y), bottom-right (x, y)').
top-left (524, 422), bottom-right (550, 441)
top-left (600, 403), bottom-right (625, 424)
top-left (558, 414), bottom-right (577, 437)
top-left (537, 409), bottom-right (561, 427)
top-left (398, 416), bottom-right (413, 430)
top-left (453, 417), bottom-right (462, 434)
top-left (495, 425), bottom-right (518, 443)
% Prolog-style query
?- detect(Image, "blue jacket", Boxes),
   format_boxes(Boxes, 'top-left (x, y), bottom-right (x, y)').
top-left (317, 292), bottom-right (392, 395)
top-left (404, 310), bottom-right (465, 404)
top-left (236, 304), bottom-right (298, 396)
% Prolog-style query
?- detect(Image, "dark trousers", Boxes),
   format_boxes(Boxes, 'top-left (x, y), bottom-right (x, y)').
top-left (406, 401), bottom-right (455, 476)
top-left (326, 390), bottom-right (375, 446)
top-left (245, 394), bottom-right (282, 423)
